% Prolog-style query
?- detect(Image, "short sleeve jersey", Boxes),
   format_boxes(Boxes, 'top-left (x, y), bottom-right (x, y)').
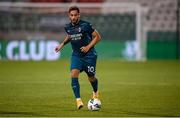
top-left (64, 20), bottom-right (97, 57)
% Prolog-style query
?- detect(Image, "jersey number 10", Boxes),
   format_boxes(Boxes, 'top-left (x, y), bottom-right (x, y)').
top-left (87, 66), bottom-right (94, 73)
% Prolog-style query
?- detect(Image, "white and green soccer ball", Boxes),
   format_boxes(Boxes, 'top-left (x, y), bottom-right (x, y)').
top-left (87, 98), bottom-right (101, 111)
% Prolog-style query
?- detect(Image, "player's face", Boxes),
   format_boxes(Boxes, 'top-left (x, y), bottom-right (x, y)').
top-left (69, 10), bottom-right (80, 24)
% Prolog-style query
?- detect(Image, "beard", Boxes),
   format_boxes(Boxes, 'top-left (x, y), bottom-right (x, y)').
top-left (71, 18), bottom-right (79, 25)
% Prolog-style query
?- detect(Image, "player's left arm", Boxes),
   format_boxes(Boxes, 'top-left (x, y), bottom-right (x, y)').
top-left (80, 30), bottom-right (101, 53)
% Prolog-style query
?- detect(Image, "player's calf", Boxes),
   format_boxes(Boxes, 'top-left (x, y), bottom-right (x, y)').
top-left (88, 76), bottom-right (99, 99)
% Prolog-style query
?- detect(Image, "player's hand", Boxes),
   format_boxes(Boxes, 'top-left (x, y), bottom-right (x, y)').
top-left (80, 46), bottom-right (90, 53)
top-left (55, 43), bottom-right (64, 53)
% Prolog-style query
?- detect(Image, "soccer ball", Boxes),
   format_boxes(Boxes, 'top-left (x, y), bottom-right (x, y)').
top-left (87, 98), bottom-right (101, 111)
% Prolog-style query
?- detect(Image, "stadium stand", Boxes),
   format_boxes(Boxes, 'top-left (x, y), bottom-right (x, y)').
top-left (0, 0), bottom-right (177, 42)
top-left (106, 0), bottom-right (177, 31)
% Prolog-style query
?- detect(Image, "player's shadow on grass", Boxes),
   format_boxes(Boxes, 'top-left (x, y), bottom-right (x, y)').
top-left (0, 111), bottom-right (42, 117)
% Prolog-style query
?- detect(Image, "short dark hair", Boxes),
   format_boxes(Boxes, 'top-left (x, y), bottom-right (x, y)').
top-left (68, 6), bottom-right (80, 13)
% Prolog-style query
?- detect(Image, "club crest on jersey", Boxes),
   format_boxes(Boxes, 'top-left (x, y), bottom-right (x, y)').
top-left (78, 27), bottom-right (81, 32)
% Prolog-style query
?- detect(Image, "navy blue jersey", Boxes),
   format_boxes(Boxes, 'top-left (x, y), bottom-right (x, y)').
top-left (64, 20), bottom-right (97, 57)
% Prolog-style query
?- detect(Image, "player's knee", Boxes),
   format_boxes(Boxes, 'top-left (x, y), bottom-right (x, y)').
top-left (88, 76), bottom-right (97, 82)
top-left (71, 69), bottom-right (79, 78)
top-left (71, 72), bottom-right (78, 78)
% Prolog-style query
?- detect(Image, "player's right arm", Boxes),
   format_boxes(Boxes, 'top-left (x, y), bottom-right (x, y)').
top-left (55, 35), bottom-right (70, 53)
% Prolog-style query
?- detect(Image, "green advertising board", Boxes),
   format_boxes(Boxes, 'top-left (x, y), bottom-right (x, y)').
top-left (0, 39), bottom-right (138, 61)
top-left (0, 40), bottom-right (60, 61)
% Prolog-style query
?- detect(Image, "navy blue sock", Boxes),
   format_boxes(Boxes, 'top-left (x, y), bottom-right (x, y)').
top-left (71, 78), bottom-right (80, 98)
top-left (90, 79), bottom-right (98, 93)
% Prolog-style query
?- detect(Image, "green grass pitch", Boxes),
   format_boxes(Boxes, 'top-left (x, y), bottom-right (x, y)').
top-left (0, 60), bottom-right (180, 117)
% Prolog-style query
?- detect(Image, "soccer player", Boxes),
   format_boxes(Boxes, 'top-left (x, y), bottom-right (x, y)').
top-left (55, 6), bottom-right (101, 110)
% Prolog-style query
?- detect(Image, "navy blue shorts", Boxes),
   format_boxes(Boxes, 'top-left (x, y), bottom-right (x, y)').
top-left (70, 55), bottom-right (97, 77)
